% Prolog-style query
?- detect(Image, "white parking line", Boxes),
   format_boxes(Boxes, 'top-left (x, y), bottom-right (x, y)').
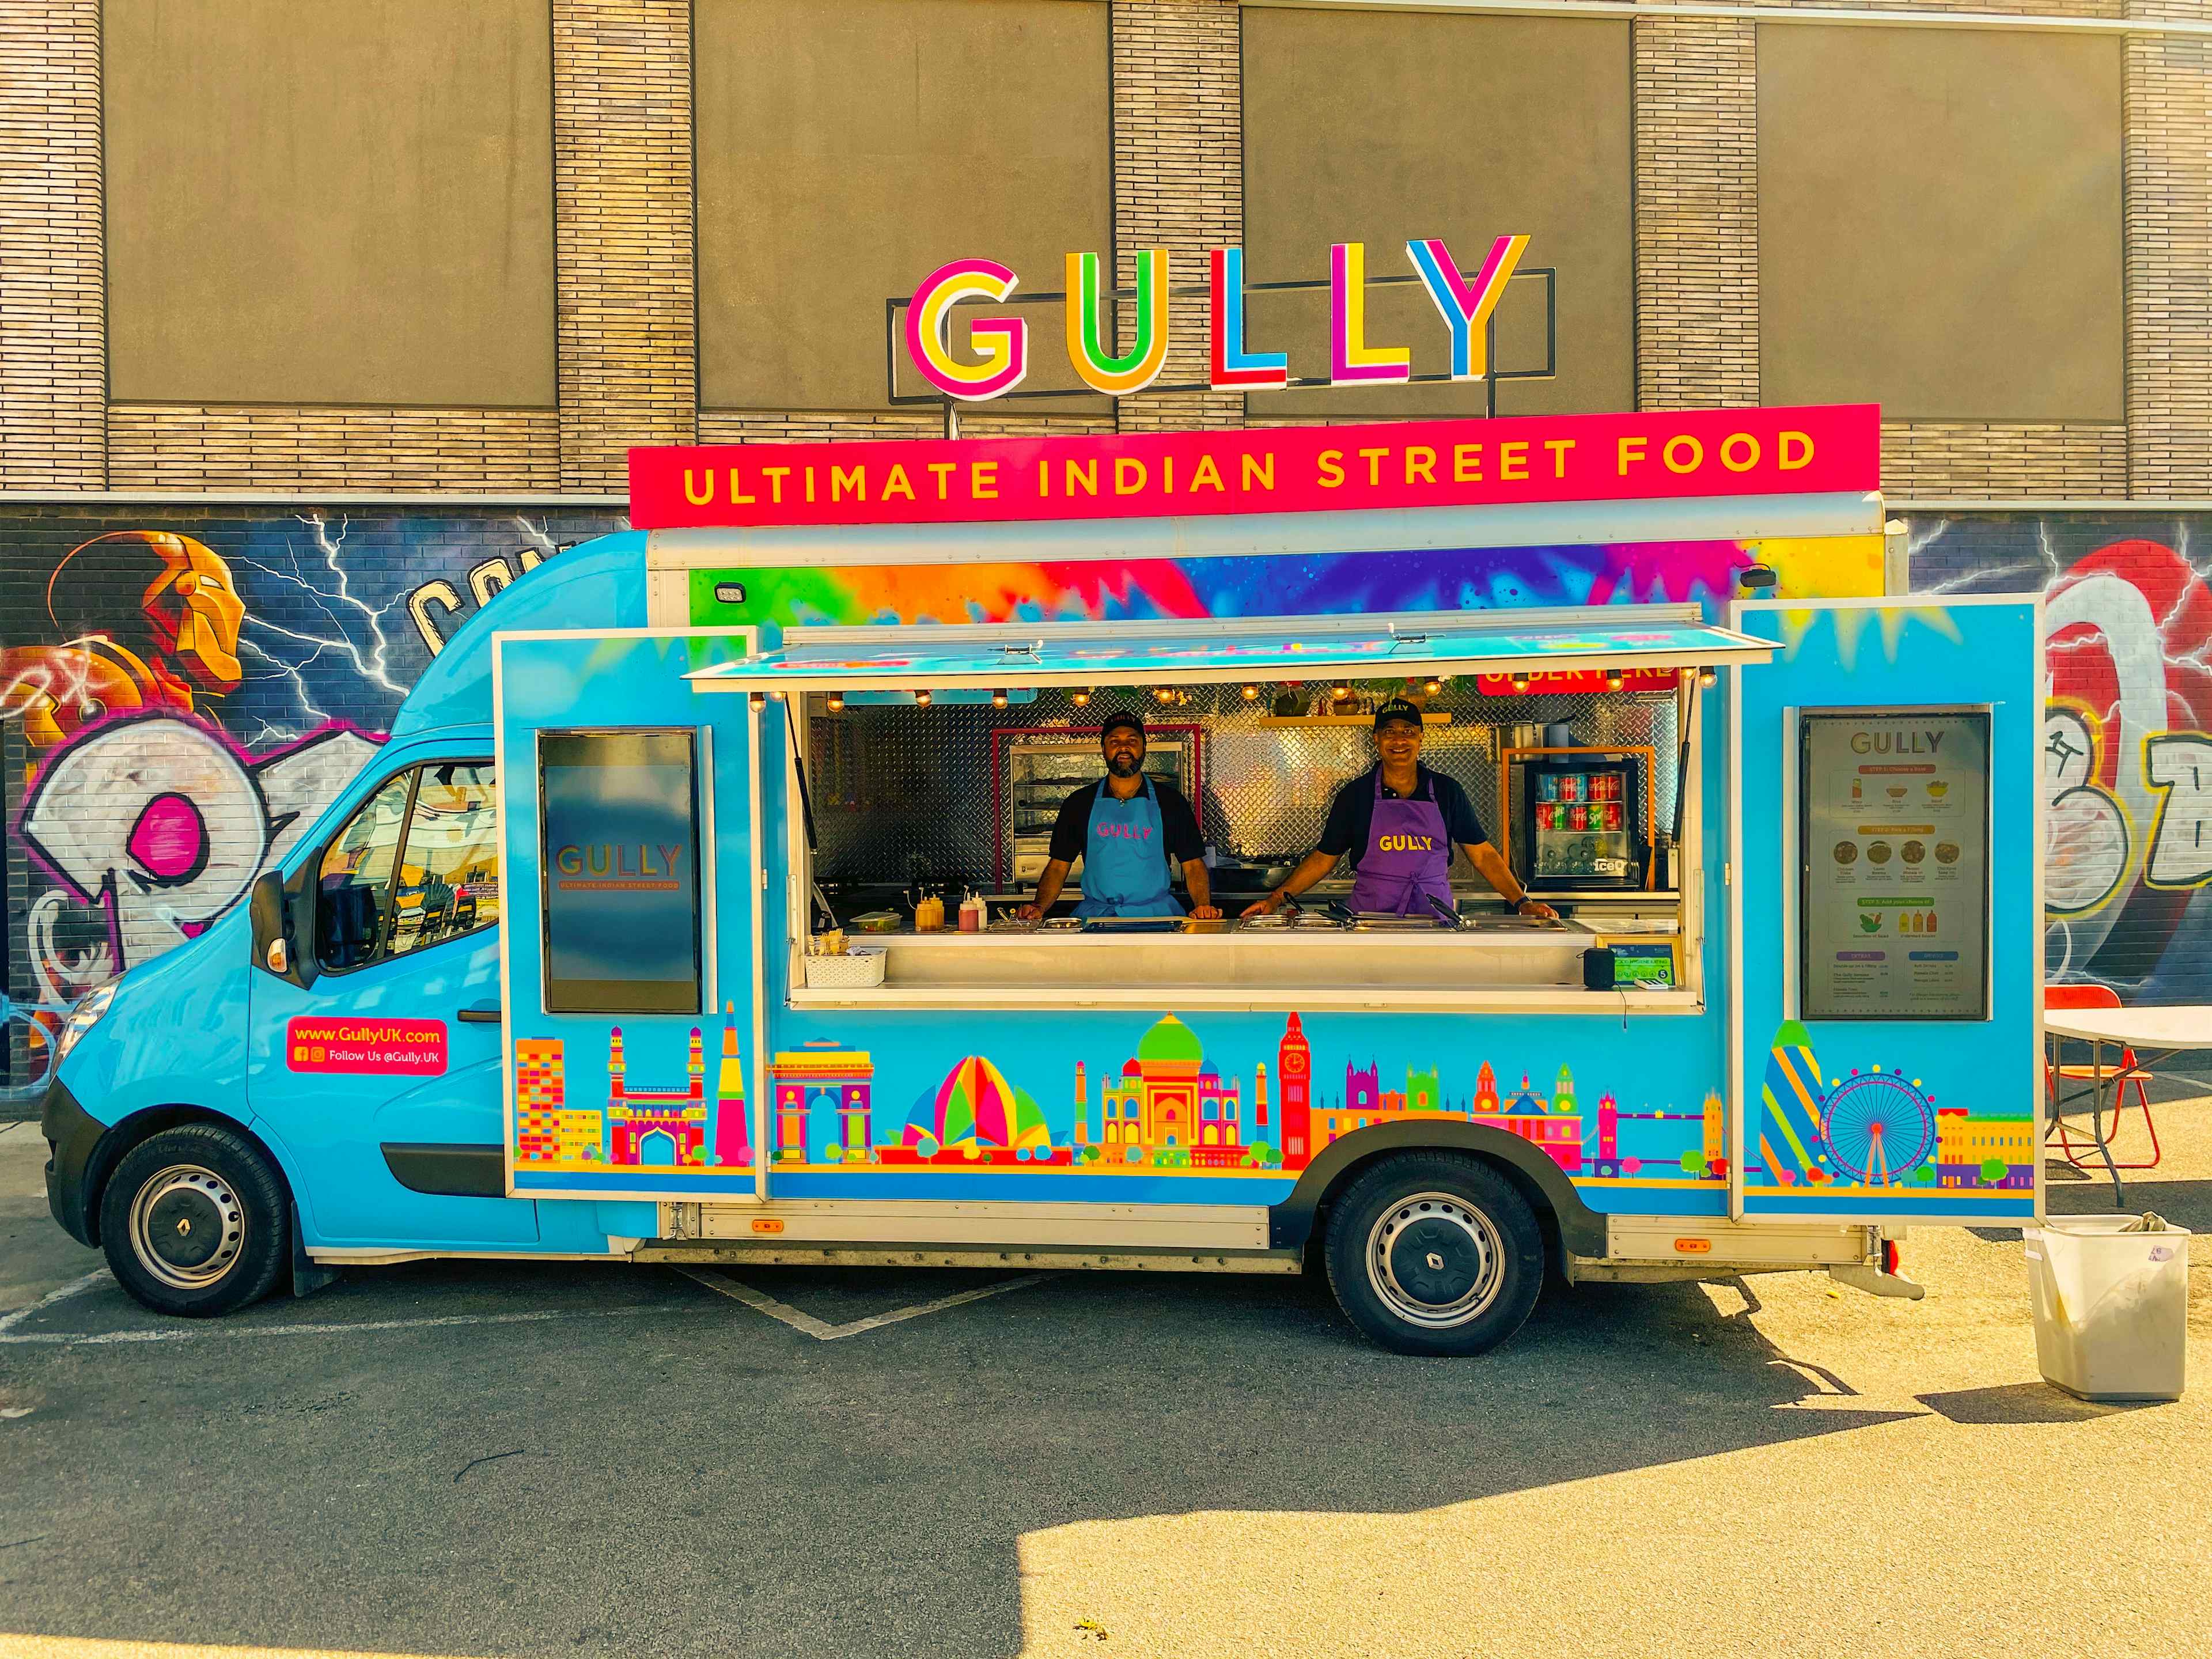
top-left (0, 1301), bottom-right (718, 1347)
top-left (675, 1266), bottom-right (1052, 1339)
top-left (0, 1269), bottom-right (112, 1336)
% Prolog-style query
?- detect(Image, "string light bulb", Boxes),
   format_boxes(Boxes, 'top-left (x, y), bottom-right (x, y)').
top-left (1071, 688), bottom-right (1091, 707)
top-left (1509, 672), bottom-right (1530, 694)
top-left (1604, 666), bottom-right (1624, 692)
top-left (1698, 665), bottom-right (1718, 688)
top-left (1423, 677), bottom-right (1442, 696)
top-left (915, 688), bottom-right (933, 708)
top-left (991, 688), bottom-right (1009, 709)
top-left (826, 692), bottom-right (846, 713)
top-left (1241, 684), bottom-right (1261, 701)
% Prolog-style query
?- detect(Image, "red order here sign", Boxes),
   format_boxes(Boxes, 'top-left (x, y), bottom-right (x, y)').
top-left (286, 1017), bottom-right (448, 1077)
top-left (629, 404), bottom-right (1879, 531)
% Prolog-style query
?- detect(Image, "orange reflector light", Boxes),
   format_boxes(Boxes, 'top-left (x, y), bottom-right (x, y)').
top-left (751, 1218), bottom-right (786, 1235)
top-left (1674, 1237), bottom-right (1712, 1254)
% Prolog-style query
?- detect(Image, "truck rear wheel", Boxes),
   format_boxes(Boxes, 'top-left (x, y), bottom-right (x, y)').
top-left (1324, 1153), bottom-right (1544, 1356)
top-left (99, 1124), bottom-right (289, 1317)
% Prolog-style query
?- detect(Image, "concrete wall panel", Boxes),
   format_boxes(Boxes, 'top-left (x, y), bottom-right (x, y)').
top-left (104, 0), bottom-right (557, 408)
top-left (1760, 26), bottom-right (2123, 422)
top-left (1242, 9), bottom-right (1634, 419)
top-left (697, 0), bottom-right (1111, 412)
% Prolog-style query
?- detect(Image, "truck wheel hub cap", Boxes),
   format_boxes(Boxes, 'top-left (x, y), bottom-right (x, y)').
top-left (130, 1165), bottom-right (245, 1290)
top-left (1368, 1193), bottom-right (1505, 1330)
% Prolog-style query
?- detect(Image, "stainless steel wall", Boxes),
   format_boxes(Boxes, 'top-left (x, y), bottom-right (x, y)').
top-left (803, 686), bottom-right (1677, 891)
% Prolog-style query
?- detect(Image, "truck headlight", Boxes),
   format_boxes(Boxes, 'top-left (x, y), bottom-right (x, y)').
top-left (52, 982), bottom-right (118, 1070)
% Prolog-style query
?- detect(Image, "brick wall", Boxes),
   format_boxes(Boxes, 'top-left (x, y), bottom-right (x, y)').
top-left (107, 406), bottom-right (562, 493)
top-left (2123, 0), bottom-right (2212, 495)
top-left (0, 0), bottom-right (104, 488)
top-left (3, 3), bottom-right (2211, 493)
top-left (1110, 0), bottom-right (1245, 434)
top-left (1881, 422), bottom-right (2130, 498)
top-left (551, 0), bottom-right (698, 489)
top-left (1633, 15), bottom-right (1759, 411)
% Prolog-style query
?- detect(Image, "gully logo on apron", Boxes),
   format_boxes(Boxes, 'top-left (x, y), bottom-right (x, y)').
top-left (1349, 770), bottom-right (1454, 915)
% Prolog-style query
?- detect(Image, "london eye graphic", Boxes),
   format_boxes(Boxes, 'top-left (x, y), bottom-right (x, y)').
top-left (1818, 1069), bottom-right (1938, 1186)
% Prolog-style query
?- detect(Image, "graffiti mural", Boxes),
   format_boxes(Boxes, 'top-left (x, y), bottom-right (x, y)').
top-left (1908, 512), bottom-right (2212, 1002)
top-left (2, 505), bottom-right (627, 1097)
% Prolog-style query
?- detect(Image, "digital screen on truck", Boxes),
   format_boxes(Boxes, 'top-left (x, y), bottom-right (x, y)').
top-left (538, 730), bottom-right (702, 1014)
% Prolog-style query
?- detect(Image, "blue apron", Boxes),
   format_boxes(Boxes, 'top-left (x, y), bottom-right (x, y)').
top-left (1072, 777), bottom-right (1184, 917)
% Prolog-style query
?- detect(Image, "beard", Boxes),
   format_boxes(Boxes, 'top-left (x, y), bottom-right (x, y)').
top-left (1105, 752), bottom-right (1142, 778)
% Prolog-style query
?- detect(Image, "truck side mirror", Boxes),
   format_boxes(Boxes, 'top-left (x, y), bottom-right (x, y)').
top-left (249, 868), bottom-right (317, 989)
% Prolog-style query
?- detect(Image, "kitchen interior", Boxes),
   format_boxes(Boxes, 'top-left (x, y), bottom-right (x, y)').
top-left (789, 671), bottom-right (1705, 1000)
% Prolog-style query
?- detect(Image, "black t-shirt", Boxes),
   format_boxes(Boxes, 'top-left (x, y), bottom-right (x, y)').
top-left (1317, 765), bottom-right (1488, 869)
top-left (1048, 779), bottom-right (1205, 868)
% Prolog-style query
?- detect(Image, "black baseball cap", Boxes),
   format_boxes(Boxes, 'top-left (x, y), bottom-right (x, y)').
top-left (1374, 698), bottom-right (1425, 732)
top-left (1099, 711), bottom-right (1146, 740)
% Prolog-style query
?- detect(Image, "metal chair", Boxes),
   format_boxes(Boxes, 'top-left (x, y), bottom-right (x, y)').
top-left (2045, 983), bottom-right (2162, 1171)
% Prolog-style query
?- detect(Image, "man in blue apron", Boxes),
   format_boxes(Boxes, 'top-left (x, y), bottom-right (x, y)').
top-left (1244, 699), bottom-right (1556, 921)
top-left (1019, 711), bottom-right (1218, 920)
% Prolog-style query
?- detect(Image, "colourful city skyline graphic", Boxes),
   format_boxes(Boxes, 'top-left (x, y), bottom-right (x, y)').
top-left (512, 1009), bottom-right (1729, 1184)
top-left (1752, 1018), bottom-right (2032, 1194)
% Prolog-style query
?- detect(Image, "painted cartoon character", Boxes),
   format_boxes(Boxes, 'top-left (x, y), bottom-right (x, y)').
top-left (0, 530), bottom-right (246, 751)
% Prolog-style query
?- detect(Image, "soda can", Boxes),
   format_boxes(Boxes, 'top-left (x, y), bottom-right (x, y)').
top-left (1536, 773), bottom-right (1559, 802)
top-left (1536, 803), bottom-right (1556, 830)
top-left (1569, 804), bottom-right (1588, 831)
top-left (1559, 774), bottom-right (1582, 802)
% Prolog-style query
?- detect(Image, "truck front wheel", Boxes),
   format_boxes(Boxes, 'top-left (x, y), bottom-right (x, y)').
top-left (99, 1124), bottom-right (290, 1317)
top-left (1324, 1153), bottom-right (1544, 1356)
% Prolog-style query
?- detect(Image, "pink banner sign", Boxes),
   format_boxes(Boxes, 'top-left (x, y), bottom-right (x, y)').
top-left (630, 404), bottom-right (1879, 531)
top-left (286, 1017), bottom-right (448, 1077)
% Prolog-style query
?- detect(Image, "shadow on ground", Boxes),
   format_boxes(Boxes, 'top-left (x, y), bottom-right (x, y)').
top-left (0, 1260), bottom-right (1921, 1659)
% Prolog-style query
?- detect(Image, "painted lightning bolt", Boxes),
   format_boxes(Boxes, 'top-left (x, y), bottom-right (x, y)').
top-left (233, 513), bottom-right (409, 730)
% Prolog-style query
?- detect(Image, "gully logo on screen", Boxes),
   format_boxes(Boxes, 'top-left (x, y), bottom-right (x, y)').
top-left (554, 843), bottom-right (685, 892)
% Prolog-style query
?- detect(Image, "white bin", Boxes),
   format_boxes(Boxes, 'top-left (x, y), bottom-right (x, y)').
top-left (2024, 1216), bottom-right (2191, 1403)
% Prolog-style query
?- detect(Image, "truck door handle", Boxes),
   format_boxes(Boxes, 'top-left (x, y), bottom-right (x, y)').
top-left (456, 1004), bottom-right (502, 1024)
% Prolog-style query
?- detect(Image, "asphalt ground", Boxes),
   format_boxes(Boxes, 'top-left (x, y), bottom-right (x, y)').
top-left (1, 1104), bottom-right (2209, 1659)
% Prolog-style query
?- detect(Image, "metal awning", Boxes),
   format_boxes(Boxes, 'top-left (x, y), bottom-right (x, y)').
top-left (684, 604), bottom-right (1775, 694)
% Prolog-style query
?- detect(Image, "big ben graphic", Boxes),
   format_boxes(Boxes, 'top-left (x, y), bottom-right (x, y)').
top-left (1279, 1013), bottom-right (1313, 1169)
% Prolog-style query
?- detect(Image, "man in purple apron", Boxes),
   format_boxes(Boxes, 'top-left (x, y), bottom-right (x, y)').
top-left (1020, 712), bottom-right (1219, 921)
top-left (1244, 699), bottom-right (1556, 921)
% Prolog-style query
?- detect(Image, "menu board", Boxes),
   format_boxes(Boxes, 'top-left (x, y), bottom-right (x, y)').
top-left (1799, 709), bottom-right (1990, 1021)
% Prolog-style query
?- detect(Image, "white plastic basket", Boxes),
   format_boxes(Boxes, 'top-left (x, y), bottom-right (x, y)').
top-left (2025, 1215), bottom-right (2191, 1402)
top-left (800, 946), bottom-right (887, 990)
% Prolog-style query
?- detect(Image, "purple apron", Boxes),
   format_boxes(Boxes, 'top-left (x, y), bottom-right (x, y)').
top-left (1348, 769), bottom-right (1454, 916)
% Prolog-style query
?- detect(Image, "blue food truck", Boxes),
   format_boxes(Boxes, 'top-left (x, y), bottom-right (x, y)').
top-left (40, 409), bottom-right (2047, 1354)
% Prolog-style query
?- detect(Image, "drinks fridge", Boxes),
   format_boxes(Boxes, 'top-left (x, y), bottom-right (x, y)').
top-left (1513, 755), bottom-right (1645, 891)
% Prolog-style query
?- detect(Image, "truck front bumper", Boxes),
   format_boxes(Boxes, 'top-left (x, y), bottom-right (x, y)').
top-left (40, 1076), bottom-right (104, 1246)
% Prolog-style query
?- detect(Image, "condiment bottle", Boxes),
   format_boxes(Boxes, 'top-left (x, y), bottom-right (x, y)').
top-left (959, 890), bottom-right (983, 932)
top-left (915, 889), bottom-right (943, 932)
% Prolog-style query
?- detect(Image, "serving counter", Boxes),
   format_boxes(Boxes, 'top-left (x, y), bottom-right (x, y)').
top-left (793, 913), bottom-right (1699, 1014)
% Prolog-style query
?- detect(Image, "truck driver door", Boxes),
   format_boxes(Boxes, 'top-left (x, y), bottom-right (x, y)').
top-left (1729, 597), bottom-right (2043, 1226)
top-left (494, 629), bottom-right (766, 1202)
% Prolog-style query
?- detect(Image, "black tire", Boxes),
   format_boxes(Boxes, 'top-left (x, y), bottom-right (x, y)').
top-left (1324, 1152), bottom-right (1544, 1357)
top-left (99, 1123), bottom-right (290, 1317)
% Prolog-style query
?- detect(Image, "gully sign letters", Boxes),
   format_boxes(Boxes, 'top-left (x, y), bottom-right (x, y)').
top-left (903, 238), bottom-right (1530, 400)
